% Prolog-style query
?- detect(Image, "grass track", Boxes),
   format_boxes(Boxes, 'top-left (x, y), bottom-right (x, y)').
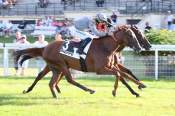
top-left (0, 77), bottom-right (175, 116)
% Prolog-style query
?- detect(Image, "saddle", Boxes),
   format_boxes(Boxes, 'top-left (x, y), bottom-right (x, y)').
top-left (60, 37), bottom-right (92, 58)
top-left (60, 37), bottom-right (92, 72)
top-left (61, 38), bottom-right (92, 54)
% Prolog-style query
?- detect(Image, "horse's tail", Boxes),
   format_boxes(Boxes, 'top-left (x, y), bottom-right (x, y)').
top-left (14, 47), bottom-right (45, 66)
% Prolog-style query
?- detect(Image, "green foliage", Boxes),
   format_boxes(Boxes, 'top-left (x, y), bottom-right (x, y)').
top-left (145, 29), bottom-right (175, 44)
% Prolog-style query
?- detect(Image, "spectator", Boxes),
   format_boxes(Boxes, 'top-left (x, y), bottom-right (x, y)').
top-left (7, 0), bottom-right (16, 8)
top-left (0, 20), bottom-right (5, 33)
top-left (36, 19), bottom-right (42, 26)
top-left (14, 30), bottom-right (22, 42)
top-left (33, 35), bottom-right (48, 72)
top-left (144, 22), bottom-right (152, 33)
top-left (61, 0), bottom-right (67, 4)
top-left (96, 0), bottom-right (104, 7)
top-left (0, 0), bottom-right (3, 7)
top-left (13, 31), bottom-right (22, 75)
top-left (166, 10), bottom-right (174, 30)
top-left (15, 35), bottom-right (30, 76)
top-left (110, 11), bottom-right (118, 24)
top-left (3, 20), bottom-right (13, 37)
top-left (38, 0), bottom-right (49, 8)
top-left (0, 0), bottom-right (9, 8)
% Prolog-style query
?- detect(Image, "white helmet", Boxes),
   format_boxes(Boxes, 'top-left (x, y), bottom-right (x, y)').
top-left (96, 13), bottom-right (107, 22)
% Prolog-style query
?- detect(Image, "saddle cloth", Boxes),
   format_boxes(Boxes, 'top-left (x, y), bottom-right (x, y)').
top-left (60, 38), bottom-right (92, 59)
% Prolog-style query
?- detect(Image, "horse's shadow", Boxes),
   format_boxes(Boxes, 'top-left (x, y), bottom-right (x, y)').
top-left (0, 94), bottom-right (56, 106)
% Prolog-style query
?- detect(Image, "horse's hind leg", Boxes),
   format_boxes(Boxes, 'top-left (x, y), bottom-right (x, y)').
top-left (55, 72), bottom-right (64, 93)
top-left (49, 66), bottom-right (61, 98)
top-left (62, 67), bottom-right (95, 94)
top-left (23, 65), bottom-right (50, 94)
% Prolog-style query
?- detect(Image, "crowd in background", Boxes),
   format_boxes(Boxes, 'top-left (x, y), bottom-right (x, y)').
top-left (13, 31), bottom-right (49, 76)
top-left (1, 10), bottom-right (175, 38)
top-left (0, 10), bottom-right (174, 76)
top-left (0, 0), bottom-right (17, 8)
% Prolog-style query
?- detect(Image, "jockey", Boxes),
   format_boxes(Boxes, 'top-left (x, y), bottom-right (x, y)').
top-left (68, 13), bottom-right (112, 58)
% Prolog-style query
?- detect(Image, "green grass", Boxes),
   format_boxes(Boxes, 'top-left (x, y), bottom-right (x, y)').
top-left (0, 77), bottom-right (175, 116)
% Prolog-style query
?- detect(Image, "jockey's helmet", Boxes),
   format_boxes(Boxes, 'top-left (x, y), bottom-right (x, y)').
top-left (96, 13), bottom-right (108, 22)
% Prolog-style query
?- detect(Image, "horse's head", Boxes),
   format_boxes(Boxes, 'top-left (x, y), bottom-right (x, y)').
top-left (131, 25), bottom-right (152, 50)
top-left (114, 26), bottom-right (141, 52)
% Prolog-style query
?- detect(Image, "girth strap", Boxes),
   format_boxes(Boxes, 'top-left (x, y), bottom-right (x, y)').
top-left (80, 57), bottom-right (87, 72)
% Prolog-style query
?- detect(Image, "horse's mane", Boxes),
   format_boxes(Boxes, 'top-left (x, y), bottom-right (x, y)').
top-left (94, 25), bottom-right (130, 41)
top-left (115, 25), bottom-right (130, 32)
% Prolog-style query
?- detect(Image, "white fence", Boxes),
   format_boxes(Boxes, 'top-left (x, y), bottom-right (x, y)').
top-left (1, 43), bottom-right (175, 80)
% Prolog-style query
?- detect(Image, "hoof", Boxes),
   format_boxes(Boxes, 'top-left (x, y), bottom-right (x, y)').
top-left (135, 94), bottom-right (140, 98)
top-left (53, 96), bottom-right (58, 99)
top-left (112, 90), bottom-right (116, 97)
top-left (23, 90), bottom-right (27, 94)
top-left (138, 84), bottom-right (147, 90)
top-left (58, 91), bottom-right (61, 93)
top-left (90, 90), bottom-right (95, 94)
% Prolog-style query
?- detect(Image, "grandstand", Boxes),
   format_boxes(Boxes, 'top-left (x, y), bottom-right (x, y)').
top-left (0, 0), bottom-right (175, 16)
top-left (0, 0), bottom-right (174, 29)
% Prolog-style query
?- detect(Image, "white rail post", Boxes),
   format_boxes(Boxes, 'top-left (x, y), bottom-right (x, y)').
top-left (155, 49), bottom-right (158, 80)
top-left (3, 46), bottom-right (9, 76)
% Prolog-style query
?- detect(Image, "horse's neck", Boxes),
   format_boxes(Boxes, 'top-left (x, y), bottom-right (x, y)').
top-left (99, 36), bottom-right (119, 54)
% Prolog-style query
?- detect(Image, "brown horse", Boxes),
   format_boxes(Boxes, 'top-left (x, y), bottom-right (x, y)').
top-left (15, 26), bottom-right (146, 98)
top-left (111, 25), bottom-right (151, 96)
top-left (19, 25), bottom-right (150, 98)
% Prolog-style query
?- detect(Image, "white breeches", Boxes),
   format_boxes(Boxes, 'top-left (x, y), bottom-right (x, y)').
top-left (68, 26), bottom-right (97, 40)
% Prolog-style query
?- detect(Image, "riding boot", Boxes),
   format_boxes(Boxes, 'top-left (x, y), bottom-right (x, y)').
top-left (78, 37), bottom-right (92, 54)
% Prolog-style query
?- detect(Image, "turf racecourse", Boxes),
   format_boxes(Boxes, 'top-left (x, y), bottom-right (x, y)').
top-left (0, 76), bottom-right (175, 116)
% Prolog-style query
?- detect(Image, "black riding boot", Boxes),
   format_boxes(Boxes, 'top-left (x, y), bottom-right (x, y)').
top-left (78, 37), bottom-right (92, 54)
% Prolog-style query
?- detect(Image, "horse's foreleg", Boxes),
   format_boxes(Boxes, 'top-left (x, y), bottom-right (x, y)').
top-left (118, 64), bottom-right (140, 81)
top-left (23, 65), bottom-right (50, 94)
top-left (118, 64), bottom-right (146, 90)
top-left (112, 64), bottom-right (120, 97)
top-left (103, 66), bottom-right (140, 97)
top-left (112, 76), bottom-right (119, 97)
top-left (120, 78), bottom-right (140, 97)
top-left (62, 67), bottom-right (95, 94)
top-left (111, 66), bottom-right (146, 89)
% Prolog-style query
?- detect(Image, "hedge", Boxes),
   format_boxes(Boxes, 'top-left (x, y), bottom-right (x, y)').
top-left (145, 29), bottom-right (175, 45)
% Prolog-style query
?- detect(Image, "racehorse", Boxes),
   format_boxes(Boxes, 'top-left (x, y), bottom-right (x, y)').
top-left (111, 25), bottom-right (151, 96)
top-left (15, 26), bottom-right (147, 98)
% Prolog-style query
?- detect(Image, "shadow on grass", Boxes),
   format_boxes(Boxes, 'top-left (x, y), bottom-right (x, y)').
top-left (0, 76), bottom-right (50, 80)
top-left (1, 76), bottom-right (175, 83)
top-left (0, 94), bottom-right (57, 106)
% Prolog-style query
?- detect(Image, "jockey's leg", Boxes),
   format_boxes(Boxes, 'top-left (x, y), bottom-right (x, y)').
top-left (78, 37), bottom-right (92, 54)
top-left (68, 26), bottom-right (93, 57)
